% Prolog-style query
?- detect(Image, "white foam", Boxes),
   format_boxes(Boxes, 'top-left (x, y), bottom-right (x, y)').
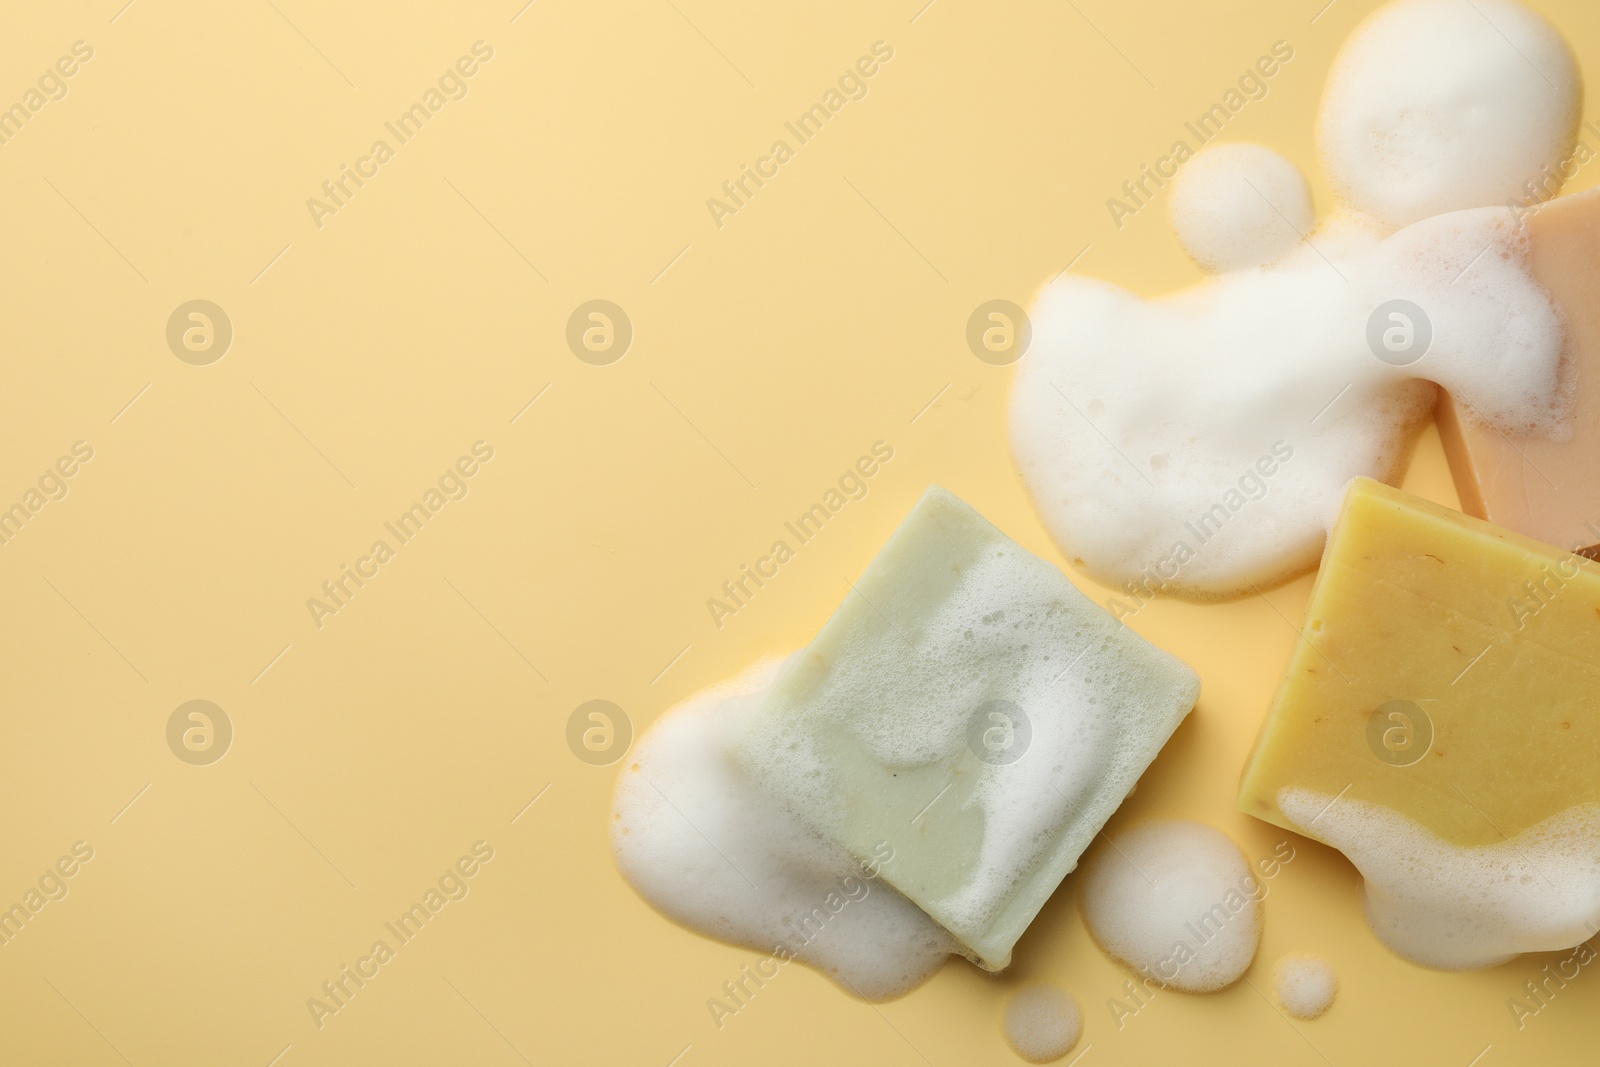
top-left (1169, 143), bottom-right (1312, 272)
top-left (1319, 0), bottom-right (1580, 229)
top-left (1279, 789), bottom-right (1600, 970)
top-left (1010, 0), bottom-right (1576, 600)
top-left (1003, 983), bottom-right (1082, 1062)
top-left (1012, 206), bottom-right (1565, 597)
top-left (611, 659), bottom-right (959, 1000)
top-left (1080, 821), bottom-right (1263, 992)
top-left (1271, 953), bottom-right (1337, 1019)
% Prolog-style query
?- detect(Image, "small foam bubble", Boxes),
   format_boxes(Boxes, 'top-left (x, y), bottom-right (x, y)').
top-left (1080, 821), bottom-right (1262, 993)
top-left (1002, 983), bottom-right (1082, 1062)
top-left (1271, 953), bottom-right (1337, 1019)
top-left (1169, 142), bottom-right (1312, 272)
top-left (1279, 789), bottom-right (1600, 970)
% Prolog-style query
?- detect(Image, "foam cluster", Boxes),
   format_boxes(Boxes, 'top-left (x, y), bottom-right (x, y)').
top-left (1010, 0), bottom-right (1578, 599)
top-left (1079, 821), bottom-right (1263, 992)
top-left (611, 659), bottom-right (958, 1000)
top-left (1279, 789), bottom-right (1600, 970)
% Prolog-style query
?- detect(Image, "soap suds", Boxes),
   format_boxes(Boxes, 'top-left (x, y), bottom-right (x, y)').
top-left (1169, 142), bottom-right (1312, 272)
top-left (1080, 821), bottom-right (1263, 992)
top-left (1279, 788), bottom-right (1600, 970)
top-left (611, 659), bottom-right (959, 1000)
top-left (1010, 0), bottom-right (1577, 600)
top-left (1319, 0), bottom-right (1580, 230)
top-left (1003, 983), bottom-right (1082, 1062)
top-left (1271, 953), bottom-right (1337, 1019)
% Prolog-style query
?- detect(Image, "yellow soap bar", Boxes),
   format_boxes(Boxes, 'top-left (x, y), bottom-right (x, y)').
top-left (1239, 477), bottom-right (1600, 847)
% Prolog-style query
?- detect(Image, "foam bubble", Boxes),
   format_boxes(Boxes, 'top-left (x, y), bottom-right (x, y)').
top-left (1271, 953), bottom-right (1337, 1019)
top-left (1319, 0), bottom-right (1580, 229)
top-left (1279, 789), bottom-right (1600, 970)
top-left (611, 659), bottom-right (959, 1000)
top-left (1080, 821), bottom-right (1262, 992)
top-left (1169, 142), bottom-right (1312, 271)
top-left (1003, 983), bottom-right (1082, 1062)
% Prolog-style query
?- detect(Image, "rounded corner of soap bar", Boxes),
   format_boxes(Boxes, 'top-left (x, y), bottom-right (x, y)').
top-left (974, 949), bottom-right (1011, 973)
top-left (1175, 664), bottom-right (1202, 708)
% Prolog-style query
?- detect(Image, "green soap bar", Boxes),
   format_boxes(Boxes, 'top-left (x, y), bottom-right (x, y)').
top-left (734, 486), bottom-right (1199, 970)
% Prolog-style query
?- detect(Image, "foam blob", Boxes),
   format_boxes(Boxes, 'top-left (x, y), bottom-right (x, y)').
top-left (611, 659), bottom-right (958, 1000)
top-left (1319, 0), bottom-right (1580, 229)
top-left (1012, 0), bottom-right (1578, 600)
top-left (1279, 789), bottom-right (1600, 970)
top-left (1169, 143), bottom-right (1312, 271)
top-left (1010, 205), bottom-right (1566, 598)
top-left (1080, 821), bottom-right (1262, 992)
top-left (1271, 953), bottom-right (1337, 1019)
top-left (1003, 983), bottom-right (1083, 1062)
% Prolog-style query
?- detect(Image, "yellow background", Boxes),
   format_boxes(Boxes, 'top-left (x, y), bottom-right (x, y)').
top-left (1, 0), bottom-right (1596, 1064)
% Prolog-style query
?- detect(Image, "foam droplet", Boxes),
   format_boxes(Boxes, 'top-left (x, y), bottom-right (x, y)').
top-left (1002, 983), bottom-right (1082, 1062)
top-left (1169, 142), bottom-right (1312, 271)
top-left (1080, 821), bottom-right (1262, 992)
top-left (1271, 953), bottom-right (1338, 1019)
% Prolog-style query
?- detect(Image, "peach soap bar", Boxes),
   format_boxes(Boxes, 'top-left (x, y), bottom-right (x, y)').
top-left (1239, 477), bottom-right (1600, 847)
top-left (1438, 187), bottom-right (1600, 558)
top-left (734, 486), bottom-right (1199, 970)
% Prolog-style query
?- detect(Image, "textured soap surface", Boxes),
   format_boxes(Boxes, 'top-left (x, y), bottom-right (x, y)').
top-left (734, 486), bottom-right (1200, 969)
top-left (1239, 476), bottom-right (1600, 846)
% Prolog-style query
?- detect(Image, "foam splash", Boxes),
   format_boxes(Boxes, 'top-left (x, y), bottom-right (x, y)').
top-left (1010, 0), bottom-right (1578, 599)
top-left (1079, 821), bottom-right (1263, 992)
top-left (610, 659), bottom-right (959, 1001)
top-left (1279, 789), bottom-right (1600, 970)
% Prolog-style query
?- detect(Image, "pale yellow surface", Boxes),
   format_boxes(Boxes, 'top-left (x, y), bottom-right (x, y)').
top-left (1239, 477), bottom-right (1600, 846)
top-left (2, 2), bottom-right (1598, 1065)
